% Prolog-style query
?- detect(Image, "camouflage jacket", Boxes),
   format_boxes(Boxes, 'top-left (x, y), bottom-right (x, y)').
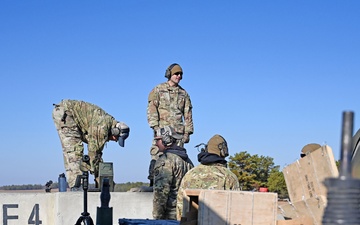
top-left (176, 163), bottom-right (240, 219)
top-left (147, 82), bottom-right (193, 135)
top-left (153, 148), bottom-right (194, 220)
top-left (61, 99), bottom-right (116, 155)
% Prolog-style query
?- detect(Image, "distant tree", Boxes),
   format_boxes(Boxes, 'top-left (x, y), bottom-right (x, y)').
top-left (114, 182), bottom-right (149, 192)
top-left (267, 170), bottom-right (288, 199)
top-left (228, 151), bottom-right (279, 191)
top-left (336, 160), bottom-right (340, 171)
top-left (0, 184), bottom-right (43, 190)
top-left (0, 182), bottom-right (149, 192)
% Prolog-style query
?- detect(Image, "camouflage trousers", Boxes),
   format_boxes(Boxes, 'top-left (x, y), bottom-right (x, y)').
top-left (52, 103), bottom-right (106, 188)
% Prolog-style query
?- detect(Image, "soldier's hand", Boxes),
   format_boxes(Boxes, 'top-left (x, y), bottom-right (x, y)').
top-left (182, 133), bottom-right (190, 143)
top-left (80, 160), bottom-right (92, 172)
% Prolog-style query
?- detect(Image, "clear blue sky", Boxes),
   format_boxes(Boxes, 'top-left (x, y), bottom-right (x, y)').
top-left (0, 1), bottom-right (359, 186)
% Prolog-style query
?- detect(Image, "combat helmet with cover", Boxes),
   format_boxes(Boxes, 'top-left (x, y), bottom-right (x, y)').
top-left (206, 134), bottom-right (229, 158)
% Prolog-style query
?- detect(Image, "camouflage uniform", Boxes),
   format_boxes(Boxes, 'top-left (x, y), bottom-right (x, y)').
top-left (176, 163), bottom-right (240, 220)
top-left (147, 82), bottom-right (193, 160)
top-left (153, 148), bottom-right (194, 220)
top-left (52, 99), bottom-right (117, 188)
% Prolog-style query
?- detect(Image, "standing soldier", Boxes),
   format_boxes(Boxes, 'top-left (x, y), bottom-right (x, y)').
top-left (147, 63), bottom-right (194, 186)
top-left (52, 99), bottom-right (130, 190)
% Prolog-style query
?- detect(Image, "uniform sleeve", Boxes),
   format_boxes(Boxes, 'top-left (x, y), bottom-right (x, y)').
top-left (228, 171), bottom-right (241, 191)
top-left (147, 87), bottom-right (160, 128)
top-left (184, 93), bottom-right (194, 135)
top-left (152, 158), bottom-right (173, 219)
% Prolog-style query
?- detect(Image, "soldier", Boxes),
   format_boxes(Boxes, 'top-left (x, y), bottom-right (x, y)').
top-left (176, 134), bottom-right (240, 220)
top-left (153, 126), bottom-right (194, 220)
top-left (147, 63), bottom-right (194, 186)
top-left (52, 99), bottom-right (130, 189)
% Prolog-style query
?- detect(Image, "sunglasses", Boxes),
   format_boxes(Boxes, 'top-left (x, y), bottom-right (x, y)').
top-left (173, 72), bottom-right (183, 76)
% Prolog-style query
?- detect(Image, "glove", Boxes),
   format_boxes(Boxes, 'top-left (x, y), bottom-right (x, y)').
top-left (80, 160), bottom-right (92, 172)
top-left (182, 133), bottom-right (190, 143)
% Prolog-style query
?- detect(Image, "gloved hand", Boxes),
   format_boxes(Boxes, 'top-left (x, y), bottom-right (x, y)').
top-left (182, 133), bottom-right (190, 143)
top-left (80, 160), bottom-right (92, 172)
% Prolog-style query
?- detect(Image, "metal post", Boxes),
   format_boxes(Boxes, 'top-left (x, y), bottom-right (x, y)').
top-left (322, 111), bottom-right (360, 225)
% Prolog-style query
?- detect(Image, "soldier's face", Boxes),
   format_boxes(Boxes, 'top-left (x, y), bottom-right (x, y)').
top-left (169, 72), bottom-right (182, 85)
top-left (109, 135), bottom-right (118, 142)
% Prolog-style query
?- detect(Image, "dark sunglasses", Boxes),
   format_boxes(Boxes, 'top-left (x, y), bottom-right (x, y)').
top-left (173, 72), bottom-right (183, 76)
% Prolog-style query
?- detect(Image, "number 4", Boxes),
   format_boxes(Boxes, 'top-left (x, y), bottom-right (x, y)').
top-left (28, 204), bottom-right (42, 225)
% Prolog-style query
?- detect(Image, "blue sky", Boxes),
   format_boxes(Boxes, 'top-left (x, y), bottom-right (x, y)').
top-left (0, 1), bottom-right (359, 186)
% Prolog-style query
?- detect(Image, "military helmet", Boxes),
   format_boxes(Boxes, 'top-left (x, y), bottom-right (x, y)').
top-left (165, 63), bottom-right (183, 79)
top-left (300, 143), bottom-right (321, 158)
top-left (206, 134), bottom-right (229, 157)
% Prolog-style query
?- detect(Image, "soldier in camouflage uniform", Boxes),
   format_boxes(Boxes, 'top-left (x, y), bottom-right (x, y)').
top-left (52, 99), bottom-right (130, 189)
top-left (152, 126), bottom-right (194, 220)
top-left (176, 134), bottom-right (240, 220)
top-left (147, 63), bottom-right (194, 186)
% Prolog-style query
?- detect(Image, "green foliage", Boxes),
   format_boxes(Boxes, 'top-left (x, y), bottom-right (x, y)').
top-left (0, 184), bottom-right (43, 190)
top-left (267, 170), bottom-right (289, 199)
top-left (336, 160), bottom-right (340, 170)
top-left (114, 182), bottom-right (149, 192)
top-left (228, 151), bottom-right (287, 196)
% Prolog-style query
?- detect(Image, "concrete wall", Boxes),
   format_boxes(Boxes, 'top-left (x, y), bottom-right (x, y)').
top-left (0, 191), bottom-right (153, 225)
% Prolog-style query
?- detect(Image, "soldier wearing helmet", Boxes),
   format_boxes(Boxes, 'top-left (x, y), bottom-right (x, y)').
top-left (300, 143), bottom-right (321, 158)
top-left (152, 126), bottom-right (194, 220)
top-left (146, 63), bottom-right (194, 186)
top-left (52, 99), bottom-right (130, 189)
top-left (176, 134), bottom-right (240, 220)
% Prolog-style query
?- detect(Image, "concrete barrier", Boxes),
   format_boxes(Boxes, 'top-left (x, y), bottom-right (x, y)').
top-left (0, 191), bottom-right (153, 225)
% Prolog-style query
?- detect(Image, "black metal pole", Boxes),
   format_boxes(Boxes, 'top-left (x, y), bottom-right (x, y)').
top-left (83, 171), bottom-right (88, 214)
top-left (322, 111), bottom-right (360, 225)
top-left (75, 156), bottom-right (94, 225)
top-left (339, 111), bottom-right (353, 179)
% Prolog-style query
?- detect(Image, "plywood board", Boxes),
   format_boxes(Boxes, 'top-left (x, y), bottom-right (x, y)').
top-left (198, 190), bottom-right (277, 225)
top-left (281, 145), bottom-right (338, 225)
top-left (283, 145), bottom-right (338, 203)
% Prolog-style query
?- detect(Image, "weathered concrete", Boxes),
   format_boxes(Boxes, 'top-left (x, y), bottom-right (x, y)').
top-left (0, 191), bottom-right (153, 225)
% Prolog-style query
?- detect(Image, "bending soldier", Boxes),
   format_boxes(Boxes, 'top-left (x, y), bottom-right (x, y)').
top-left (52, 99), bottom-right (130, 189)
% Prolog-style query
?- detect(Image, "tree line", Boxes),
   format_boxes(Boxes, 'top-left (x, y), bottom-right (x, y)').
top-left (0, 182), bottom-right (149, 192)
top-left (228, 151), bottom-right (288, 198)
top-left (1, 151), bottom-right (289, 197)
